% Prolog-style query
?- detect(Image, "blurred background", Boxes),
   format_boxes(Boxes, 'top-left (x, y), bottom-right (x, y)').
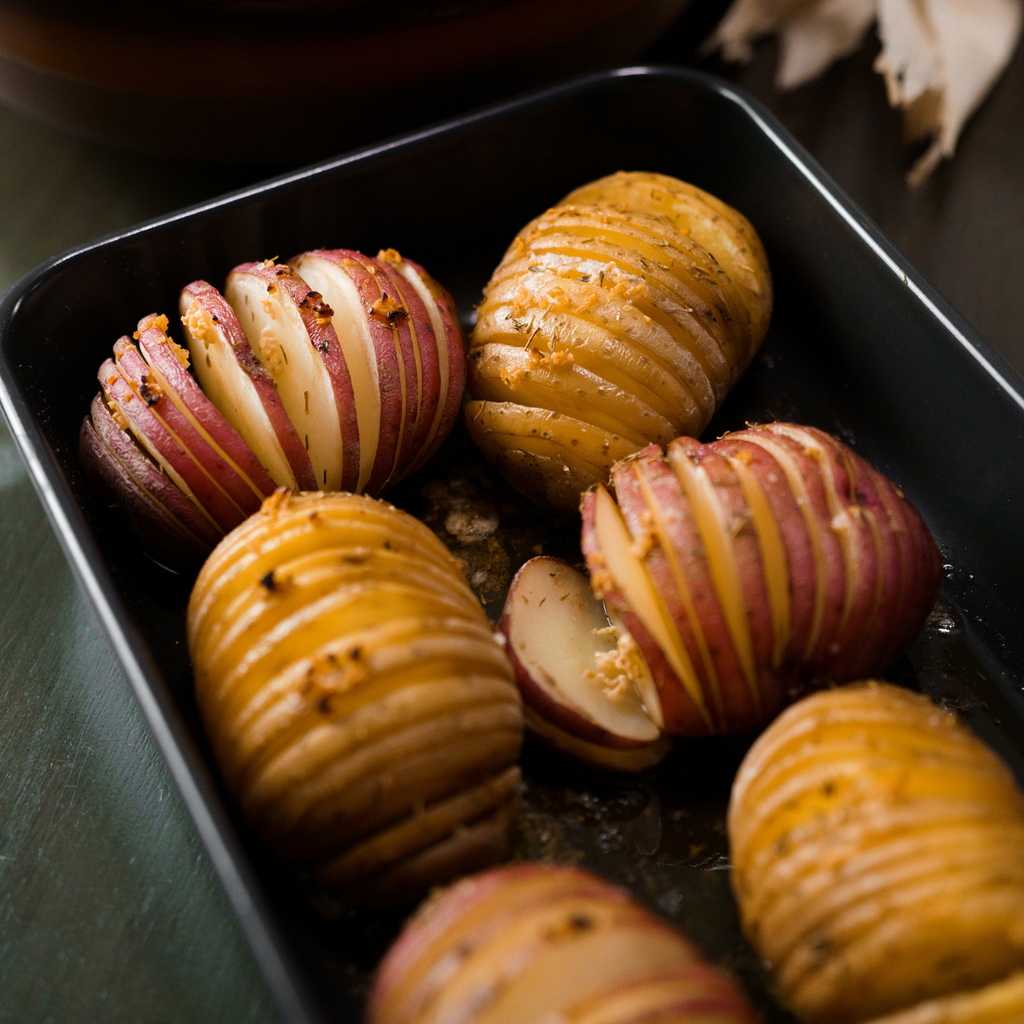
top-left (1, 2), bottom-right (1021, 1021)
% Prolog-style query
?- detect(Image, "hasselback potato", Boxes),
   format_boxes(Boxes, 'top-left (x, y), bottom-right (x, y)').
top-left (369, 863), bottom-right (759, 1024)
top-left (187, 489), bottom-right (523, 903)
top-left (81, 247), bottom-right (465, 567)
top-left (579, 423), bottom-right (942, 737)
top-left (728, 681), bottom-right (1024, 1024)
top-left (466, 170), bottom-right (772, 510)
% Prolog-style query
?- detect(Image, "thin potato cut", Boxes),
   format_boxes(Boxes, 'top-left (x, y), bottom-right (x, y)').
top-left (193, 549), bottom-right (485, 694)
top-left (863, 971), bottom-right (1024, 1024)
top-left (481, 254), bottom-right (718, 415)
top-left (188, 487), bottom-right (465, 651)
top-left (187, 490), bottom-right (522, 900)
top-left (311, 766), bottom-right (521, 889)
top-left (225, 261), bottom-right (359, 493)
top-left (469, 341), bottom-right (673, 445)
top-left (211, 620), bottom-right (512, 779)
top-left (466, 401), bottom-right (640, 467)
top-left (241, 693), bottom-right (523, 863)
top-left (468, 170), bottom-right (772, 510)
top-left (368, 863), bottom-right (758, 1024)
top-left (563, 170), bottom-right (772, 338)
top-left (561, 967), bottom-right (761, 1024)
top-left (728, 681), bottom-right (1024, 1024)
top-left (466, 400), bottom-right (640, 511)
top-left (520, 211), bottom-right (751, 370)
top-left (477, 271), bottom-right (703, 429)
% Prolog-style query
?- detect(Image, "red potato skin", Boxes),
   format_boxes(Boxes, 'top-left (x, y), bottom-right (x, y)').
top-left (367, 255), bottom-right (443, 474)
top-left (605, 453), bottom-right (729, 735)
top-left (134, 313), bottom-right (278, 497)
top-left (369, 863), bottom-right (757, 1024)
top-left (727, 424), bottom-right (941, 680)
top-left (723, 428), bottom-right (850, 670)
top-left (712, 433), bottom-right (821, 668)
top-left (580, 482), bottom-right (712, 738)
top-left (876, 464), bottom-right (946, 669)
top-left (179, 281), bottom-right (318, 491)
top-left (564, 966), bottom-right (759, 1023)
top-left (583, 423), bottom-right (942, 737)
top-left (85, 392), bottom-right (217, 542)
top-left (498, 557), bottom-right (662, 752)
top-left (232, 260), bottom-right (361, 493)
top-left (687, 442), bottom-right (778, 687)
top-left (767, 426), bottom-right (879, 671)
top-left (293, 249), bottom-right (467, 490)
top-left (113, 337), bottom-right (265, 520)
top-left (303, 250), bottom-right (419, 493)
top-left (800, 428), bottom-right (883, 664)
top-left (79, 394), bottom-right (219, 566)
top-left (370, 864), bottom-right (629, 1024)
top-left (397, 255), bottom-right (467, 476)
top-left (100, 355), bottom-right (249, 534)
top-left (787, 427), bottom-right (897, 678)
top-left (625, 445), bottom-right (778, 735)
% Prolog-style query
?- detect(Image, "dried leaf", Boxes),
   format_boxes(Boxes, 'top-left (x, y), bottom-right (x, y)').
top-left (707, 0), bottom-right (876, 87)
top-left (706, 0), bottom-right (820, 66)
top-left (707, 0), bottom-right (1023, 183)
top-left (875, 0), bottom-right (1023, 183)
top-left (777, 0), bottom-right (877, 87)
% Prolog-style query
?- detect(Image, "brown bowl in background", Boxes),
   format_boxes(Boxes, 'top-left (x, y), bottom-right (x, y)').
top-left (0, 0), bottom-right (692, 161)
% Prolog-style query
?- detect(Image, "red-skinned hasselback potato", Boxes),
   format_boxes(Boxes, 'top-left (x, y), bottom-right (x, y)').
top-left (579, 422), bottom-right (943, 737)
top-left (80, 247), bottom-right (467, 569)
top-left (368, 863), bottom-right (759, 1024)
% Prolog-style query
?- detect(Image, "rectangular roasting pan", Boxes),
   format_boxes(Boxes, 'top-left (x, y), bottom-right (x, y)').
top-left (2, 67), bottom-right (1024, 1024)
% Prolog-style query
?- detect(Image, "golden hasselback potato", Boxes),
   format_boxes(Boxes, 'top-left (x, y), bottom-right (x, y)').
top-left (187, 489), bottom-right (523, 903)
top-left (467, 170), bottom-right (772, 510)
top-left (368, 863), bottom-right (759, 1024)
top-left (728, 681), bottom-right (1024, 1024)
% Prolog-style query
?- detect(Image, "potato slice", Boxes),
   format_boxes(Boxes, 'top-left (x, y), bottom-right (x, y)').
top-left (179, 280), bottom-right (317, 491)
top-left (225, 261), bottom-right (359, 492)
top-left (584, 482), bottom-right (712, 733)
top-left (291, 248), bottom-right (467, 493)
top-left (99, 355), bottom-right (246, 534)
top-left (563, 170), bottom-right (772, 340)
top-left (498, 556), bottom-right (668, 772)
top-left (79, 392), bottom-right (222, 566)
top-left (466, 401), bottom-right (639, 469)
top-left (311, 766), bottom-right (521, 891)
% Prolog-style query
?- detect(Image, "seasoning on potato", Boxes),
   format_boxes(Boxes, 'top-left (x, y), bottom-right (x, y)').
top-left (186, 489), bottom-right (523, 904)
top-left (728, 680), bottom-right (1024, 1024)
top-left (368, 863), bottom-right (759, 1024)
top-left (466, 170), bottom-right (772, 510)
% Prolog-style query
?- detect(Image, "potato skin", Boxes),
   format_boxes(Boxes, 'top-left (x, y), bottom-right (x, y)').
top-left (467, 170), bottom-right (772, 510)
top-left (368, 863), bottom-right (759, 1024)
top-left (187, 489), bottom-right (523, 903)
top-left (581, 423), bottom-right (942, 735)
top-left (728, 681), bottom-right (1024, 1024)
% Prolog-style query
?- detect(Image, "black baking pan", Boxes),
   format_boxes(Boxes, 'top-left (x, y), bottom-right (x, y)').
top-left (2, 66), bottom-right (1024, 1024)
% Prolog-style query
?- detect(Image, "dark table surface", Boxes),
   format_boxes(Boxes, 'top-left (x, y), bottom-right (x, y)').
top-left (2, 7), bottom-right (1023, 1022)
